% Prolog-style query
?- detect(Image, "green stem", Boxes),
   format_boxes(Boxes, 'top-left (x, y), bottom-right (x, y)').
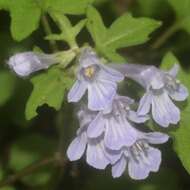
top-left (151, 21), bottom-right (180, 49)
top-left (42, 15), bottom-right (59, 52)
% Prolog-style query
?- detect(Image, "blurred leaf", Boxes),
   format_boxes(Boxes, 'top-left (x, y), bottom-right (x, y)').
top-left (10, 134), bottom-right (56, 170)
top-left (168, 0), bottom-right (190, 33)
top-left (0, 187), bottom-right (15, 190)
top-left (47, 12), bottom-right (87, 47)
top-left (25, 67), bottom-right (74, 120)
top-left (0, 169), bottom-right (15, 189)
top-left (160, 52), bottom-right (190, 174)
top-left (0, 71), bottom-right (16, 106)
top-left (9, 134), bottom-right (56, 186)
top-left (87, 6), bottom-right (161, 62)
top-left (94, 0), bottom-right (108, 5)
top-left (0, 0), bottom-right (94, 41)
top-left (23, 167), bottom-right (54, 187)
top-left (135, 0), bottom-right (170, 18)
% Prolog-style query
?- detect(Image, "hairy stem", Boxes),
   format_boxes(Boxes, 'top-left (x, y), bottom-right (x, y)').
top-left (42, 15), bottom-right (59, 52)
top-left (151, 21), bottom-right (180, 49)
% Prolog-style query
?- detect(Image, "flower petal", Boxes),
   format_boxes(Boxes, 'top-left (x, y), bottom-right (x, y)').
top-left (67, 133), bottom-right (87, 161)
top-left (168, 64), bottom-right (179, 77)
top-left (137, 92), bottom-right (152, 116)
top-left (128, 157), bottom-right (149, 180)
top-left (79, 47), bottom-right (100, 67)
top-left (104, 148), bottom-right (122, 164)
top-left (110, 64), bottom-right (157, 89)
top-left (128, 110), bottom-right (149, 123)
top-left (152, 92), bottom-right (180, 127)
top-left (87, 112), bottom-right (105, 138)
top-left (169, 84), bottom-right (189, 101)
top-left (146, 147), bottom-right (161, 172)
top-left (88, 80), bottom-right (116, 111)
top-left (100, 64), bottom-right (124, 82)
top-left (112, 156), bottom-right (127, 178)
top-left (116, 95), bottom-right (134, 105)
top-left (151, 75), bottom-right (165, 90)
top-left (77, 109), bottom-right (95, 133)
top-left (142, 132), bottom-right (169, 144)
top-left (86, 139), bottom-right (109, 169)
top-left (128, 147), bottom-right (161, 180)
top-left (104, 117), bottom-right (138, 150)
top-left (67, 80), bottom-right (87, 103)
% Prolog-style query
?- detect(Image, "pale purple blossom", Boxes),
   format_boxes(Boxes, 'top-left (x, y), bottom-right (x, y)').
top-left (67, 48), bottom-right (124, 111)
top-left (67, 108), bottom-right (110, 169)
top-left (67, 104), bottom-right (169, 180)
top-left (87, 95), bottom-right (149, 150)
top-left (106, 131), bottom-right (169, 179)
top-left (8, 52), bottom-right (58, 77)
top-left (112, 64), bottom-right (188, 127)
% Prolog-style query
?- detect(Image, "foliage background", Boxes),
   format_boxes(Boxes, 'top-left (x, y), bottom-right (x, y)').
top-left (0, 0), bottom-right (190, 189)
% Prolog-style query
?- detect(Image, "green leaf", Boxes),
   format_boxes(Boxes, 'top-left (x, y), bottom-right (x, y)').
top-left (25, 67), bottom-right (74, 120)
top-left (168, 0), bottom-right (190, 34)
top-left (9, 134), bottom-right (56, 186)
top-left (0, 0), bottom-right (94, 41)
top-left (47, 12), bottom-right (86, 47)
top-left (0, 71), bottom-right (16, 106)
top-left (160, 52), bottom-right (190, 174)
top-left (44, 0), bottom-right (94, 15)
top-left (0, 0), bottom-right (41, 41)
top-left (87, 6), bottom-right (161, 62)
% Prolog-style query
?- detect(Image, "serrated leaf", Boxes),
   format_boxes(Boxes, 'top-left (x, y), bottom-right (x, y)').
top-left (160, 52), bottom-right (190, 174)
top-left (0, 71), bottom-right (16, 106)
top-left (0, 0), bottom-right (41, 41)
top-left (0, 0), bottom-right (94, 41)
top-left (47, 12), bottom-right (86, 47)
top-left (168, 0), bottom-right (190, 34)
top-left (25, 67), bottom-right (74, 120)
top-left (87, 6), bottom-right (161, 62)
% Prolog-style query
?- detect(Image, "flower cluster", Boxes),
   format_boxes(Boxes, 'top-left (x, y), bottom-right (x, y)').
top-left (7, 47), bottom-right (188, 180)
top-left (66, 48), bottom-right (188, 179)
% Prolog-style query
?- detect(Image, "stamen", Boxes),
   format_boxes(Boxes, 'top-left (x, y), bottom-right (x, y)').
top-left (84, 66), bottom-right (95, 78)
top-left (165, 74), bottom-right (179, 91)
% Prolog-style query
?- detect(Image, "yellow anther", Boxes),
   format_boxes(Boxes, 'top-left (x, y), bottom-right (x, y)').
top-left (84, 66), bottom-right (95, 78)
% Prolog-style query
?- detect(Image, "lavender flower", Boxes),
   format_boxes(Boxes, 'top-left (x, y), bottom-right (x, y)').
top-left (67, 108), bottom-right (110, 169)
top-left (87, 95), bottom-right (149, 150)
top-left (67, 102), bottom-right (168, 180)
top-left (106, 131), bottom-right (169, 179)
top-left (112, 64), bottom-right (188, 127)
top-left (67, 48), bottom-right (124, 111)
top-left (8, 52), bottom-right (58, 77)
